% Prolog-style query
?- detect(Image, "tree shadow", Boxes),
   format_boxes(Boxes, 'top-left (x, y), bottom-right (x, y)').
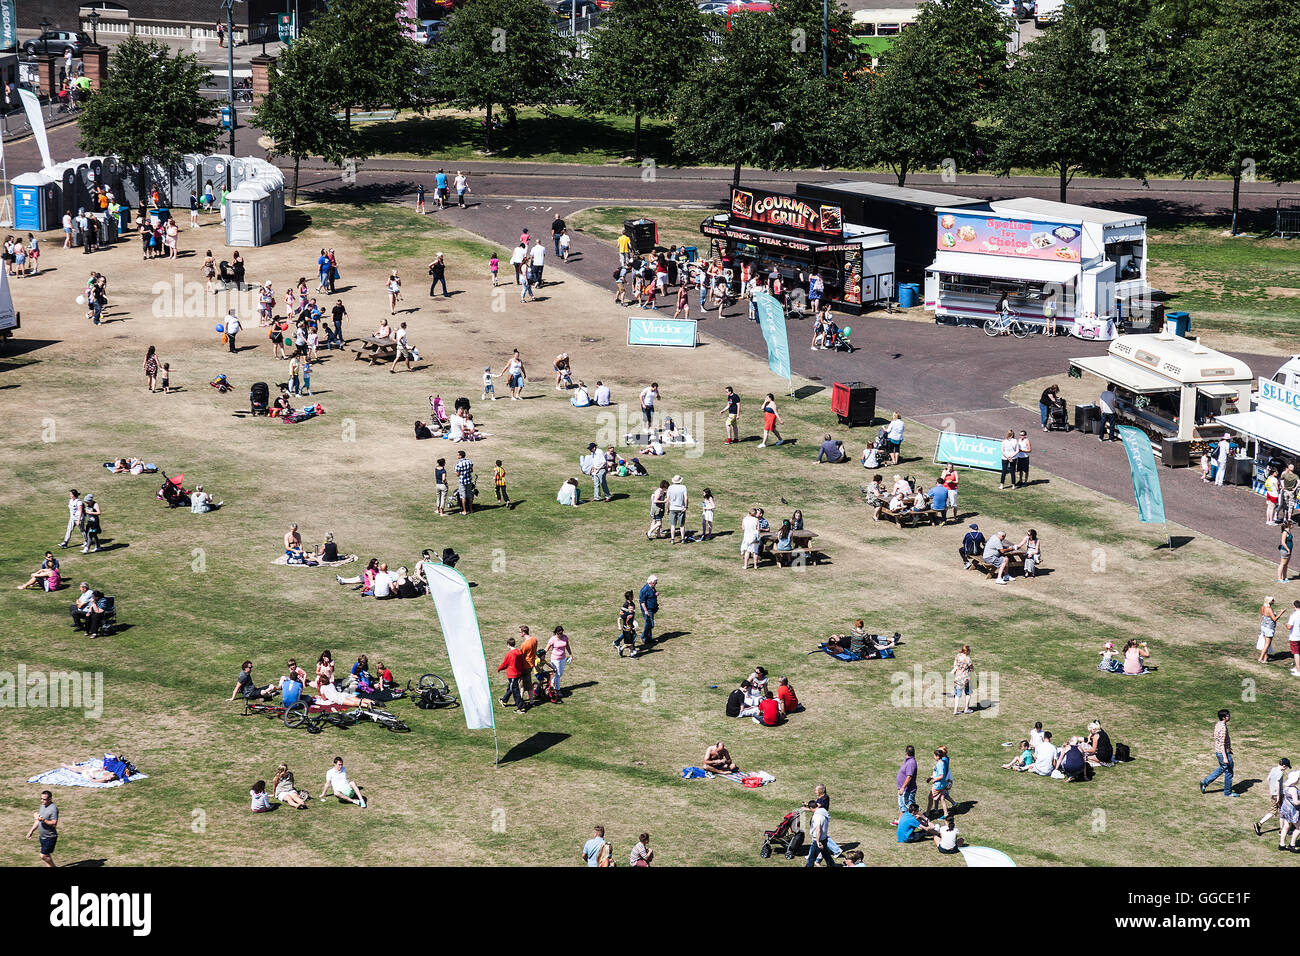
top-left (499, 731), bottom-right (570, 765)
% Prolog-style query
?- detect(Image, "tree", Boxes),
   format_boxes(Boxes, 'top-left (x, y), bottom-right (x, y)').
top-left (253, 38), bottom-right (358, 205)
top-left (1168, 5), bottom-right (1300, 232)
top-left (77, 37), bottom-right (218, 166)
top-left (864, 0), bottom-right (1011, 186)
top-left (575, 0), bottom-right (705, 158)
top-left (990, 14), bottom-right (1149, 201)
top-left (306, 0), bottom-right (435, 123)
top-left (432, 0), bottom-right (569, 153)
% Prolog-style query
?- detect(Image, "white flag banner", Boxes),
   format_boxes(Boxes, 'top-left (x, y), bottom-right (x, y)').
top-left (18, 88), bottom-right (52, 170)
top-left (424, 563), bottom-right (495, 731)
top-left (0, 261), bottom-right (16, 331)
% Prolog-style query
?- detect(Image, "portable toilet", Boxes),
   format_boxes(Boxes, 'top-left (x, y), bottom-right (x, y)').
top-left (201, 154), bottom-right (231, 193)
top-left (230, 158), bottom-right (250, 190)
top-left (172, 154), bottom-right (202, 208)
top-left (12, 171), bottom-right (60, 231)
top-left (244, 159), bottom-right (285, 235)
top-left (144, 160), bottom-right (174, 207)
top-left (225, 180), bottom-right (270, 246)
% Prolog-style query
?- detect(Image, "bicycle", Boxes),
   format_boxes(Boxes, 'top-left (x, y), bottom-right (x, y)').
top-left (984, 309), bottom-right (1031, 338)
top-left (408, 673), bottom-right (459, 710)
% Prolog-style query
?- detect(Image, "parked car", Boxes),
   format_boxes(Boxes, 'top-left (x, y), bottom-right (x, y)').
top-left (990, 0), bottom-right (1034, 19)
top-left (594, 0), bottom-right (615, 8)
top-left (22, 32), bottom-right (91, 56)
top-left (421, 19), bottom-right (448, 44)
top-left (698, 0), bottom-right (731, 12)
top-left (554, 0), bottom-right (599, 17)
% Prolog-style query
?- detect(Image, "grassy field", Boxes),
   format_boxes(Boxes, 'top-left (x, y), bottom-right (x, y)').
top-left (1146, 226), bottom-right (1300, 348)
top-left (350, 107), bottom-right (676, 165)
top-left (0, 202), bottom-right (1295, 868)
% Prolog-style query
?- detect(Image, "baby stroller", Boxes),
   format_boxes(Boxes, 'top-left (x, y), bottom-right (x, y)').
top-left (784, 287), bottom-right (810, 320)
top-left (428, 395), bottom-right (450, 436)
top-left (1046, 398), bottom-right (1070, 432)
top-left (760, 807), bottom-right (807, 859)
top-left (532, 661), bottom-right (562, 705)
top-left (210, 373), bottom-right (233, 394)
top-left (218, 260), bottom-right (237, 291)
top-left (250, 381), bottom-right (270, 416)
top-left (444, 478), bottom-right (478, 512)
top-left (825, 321), bottom-right (854, 352)
top-left (157, 473), bottom-right (191, 508)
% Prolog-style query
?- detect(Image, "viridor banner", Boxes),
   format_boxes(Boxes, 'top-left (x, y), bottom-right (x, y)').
top-left (1117, 424), bottom-right (1167, 524)
top-left (933, 431), bottom-right (1003, 471)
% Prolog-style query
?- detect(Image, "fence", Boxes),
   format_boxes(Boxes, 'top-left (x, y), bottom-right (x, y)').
top-left (1278, 200), bottom-right (1300, 239)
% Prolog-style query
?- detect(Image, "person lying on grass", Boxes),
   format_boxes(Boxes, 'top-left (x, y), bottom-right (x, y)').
top-left (703, 742), bottom-right (740, 775)
top-left (826, 622), bottom-right (898, 657)
top-left (317, 680), bottom-right (375, 709)
top-left (60, 754), bottom-right (137, 783)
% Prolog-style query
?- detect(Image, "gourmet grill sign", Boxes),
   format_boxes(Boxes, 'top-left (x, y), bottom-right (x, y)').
top-left (1258, 377), bottom-right (1300, 419)
top-left (730, 187), bottom-right (844, 239)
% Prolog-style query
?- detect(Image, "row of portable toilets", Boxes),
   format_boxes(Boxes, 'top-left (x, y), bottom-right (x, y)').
top-left (11, 154), bottom-right (286, 247)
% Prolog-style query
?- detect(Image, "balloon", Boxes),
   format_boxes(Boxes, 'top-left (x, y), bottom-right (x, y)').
top-left (75, 295), bottom-right (86, 306)
top-left (842, 326), bottom-right (851, 336)
top-left (215, 323), bottom-right (225, 333)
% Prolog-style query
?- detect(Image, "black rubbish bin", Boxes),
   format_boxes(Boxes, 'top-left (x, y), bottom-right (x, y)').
top-left (1075, 403), bottom-right (1099, 434)
top-left (1161, 438), bottom-right (1190, 468)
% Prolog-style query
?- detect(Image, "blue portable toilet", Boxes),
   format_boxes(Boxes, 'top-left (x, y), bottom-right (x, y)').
top-left (12, 171), bottom-right (60, 231)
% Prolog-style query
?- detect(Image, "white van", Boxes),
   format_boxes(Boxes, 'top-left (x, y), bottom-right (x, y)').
top-left (1034, 0), bottom-right (1064, 26)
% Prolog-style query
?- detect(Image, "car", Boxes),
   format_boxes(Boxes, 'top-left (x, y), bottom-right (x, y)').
top-left (554, 0), bottom-right (598, 17)
top-left (594, 0), bottom-right (615, 8)
top-left (698, 0), bottom-right (730, 12)
top-left (1034, 0), bottom-right (1065, 25)
top-left (421, 19), bottom-right (448, 45)
top-left (21, 31), bottom-right (91, 56)
top-left (990, 0), bottom-right (1034, 19)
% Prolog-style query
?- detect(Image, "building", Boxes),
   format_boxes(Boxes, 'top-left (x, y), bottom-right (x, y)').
top-left (21, 0), bottom-right (302, 46)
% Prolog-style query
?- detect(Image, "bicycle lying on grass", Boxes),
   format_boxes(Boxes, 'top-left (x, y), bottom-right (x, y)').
top-left (283, 701), bottom-right (411, 734)
top-left (408, 673), bottom-right (459, 710)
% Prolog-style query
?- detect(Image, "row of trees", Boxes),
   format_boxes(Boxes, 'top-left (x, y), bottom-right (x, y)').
top-left (78, 0), bottom-right (1300, 226)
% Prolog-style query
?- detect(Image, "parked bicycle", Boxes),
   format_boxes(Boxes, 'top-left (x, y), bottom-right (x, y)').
top-left (408, 673), bottom-right (459, 710)
top-left (984, 308), bottom-right (1031, 338)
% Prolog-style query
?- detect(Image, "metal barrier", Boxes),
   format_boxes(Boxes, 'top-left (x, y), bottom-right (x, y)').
top-left (1278, 200), bottom-right (1300, 239)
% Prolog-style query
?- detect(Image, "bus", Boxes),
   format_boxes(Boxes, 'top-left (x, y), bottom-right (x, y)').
top-left (848, 8), bottom-right (922, 66)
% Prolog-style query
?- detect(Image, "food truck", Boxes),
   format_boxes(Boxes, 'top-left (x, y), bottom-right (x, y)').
top-left (1214, 357), bottom-right (1300, 493)
top-left (1068, 331), bottom-right (1252, 452)
top-left (700, 185), bottom-right (896, 314)
top-left (927, 197), bottom-right (1157, 338)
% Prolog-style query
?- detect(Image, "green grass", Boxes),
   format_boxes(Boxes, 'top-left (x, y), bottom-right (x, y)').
top-left (1147, 225), bottom-right (1300, 344)
top-left (567, 206), bottom-right (719, 253)
top-left (350, 106), bottom-right (677, 165)
top-left (2, 204), bottom-right (1297, 867)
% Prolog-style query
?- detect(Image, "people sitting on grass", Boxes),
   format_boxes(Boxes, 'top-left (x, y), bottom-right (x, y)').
top-left (1002, 739), bottom-right (1035, 771)
top-left (755, 689), bottom-right (785, 726)
top-left (315, 532), bottom-right (340, 562)
top-left (393, 567), bottom-right (423, 599)
top-left (1055, 737), bottom-right (1090, 781)
top-left (1083, 720), bottom-right (1113, 765)
top-left (593, 381), bottom-right (611, 406)
top-left (230, 660), bottom-right (278, 702)
top-left (1030, 731), bottom-right (1058, 776)
top-left (272, 763), bottom-right (310, 809)
top-left (370, 563), bottom-right (397, 599)
top-left (777, 677), bottom-right (802, 713)
top-left (725, 680), bottom-right (748, 717)
top-left (558, 478), bottom-right (581, 507)
top-left (570, 382), bottom-right (591, 407)
top-left (18, 553), bottom-right (61, 591)
top-left (447, 407), bottom-right (481, 442)
top-left (336, 558), bottom-right (380, 593)
top-left (817, 434), bottom-right (848, 463)
top-left (703, 742), bottom-right (740, 775)
top-left (934, 818), bottom-right (966, 854)
top-left (826, 621), bottom-right (899, 658)
top-left (1123, 638), bottom-right (1152, 674)
top-left (896, 802), bottom-right (937, 844)
top-left (189, 484), bottom-right (223, 514)
top-left (320, 756), bottom-right (367, 808)
top-left (110, 457), bottom-right (149, 475)
top-left (414, 420), bottom-right (434, 440)
top-left (638, 435), bottom-right (666, 456)
top-left (250, 780), bottom-right (273, 812)
top-left (982, 531), bottom-right (1016, 584)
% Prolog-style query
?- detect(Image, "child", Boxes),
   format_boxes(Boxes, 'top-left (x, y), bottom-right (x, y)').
top-left (482, 366), bottom-right (496, 401)
top-left (489, 253), bottom-right (500, 286)
top-left (251, 780), bottom-right (272, 812)
top-left (494, 460), bottom-right (511, 509)
top-left (1002, 739), bottom-right (1034, 771)
top-left (615, 590), bottom-right (638, 657)
top-left (701, 488), bottom-right (715, 540)
top-left (558, 231), bottom-right (571, 261)
top-left (302, 359), bottom-right (312, 396)
top-left (289, 355), bottom-right (301, 395)
top-left (160, 363), bottom-right (171, 394)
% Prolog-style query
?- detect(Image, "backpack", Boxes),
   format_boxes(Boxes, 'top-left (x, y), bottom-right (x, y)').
top-left (1114, 742), bottom-right (1132, 762)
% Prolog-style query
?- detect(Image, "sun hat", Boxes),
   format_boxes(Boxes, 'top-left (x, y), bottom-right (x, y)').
top-left (672, 475), bottom-right (682, 484)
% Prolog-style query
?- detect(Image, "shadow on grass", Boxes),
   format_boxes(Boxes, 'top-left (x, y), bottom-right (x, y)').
top-left (1156, 535), bottom-right (1196, 551)
top-left (499, 731), bottom-right (570, 765)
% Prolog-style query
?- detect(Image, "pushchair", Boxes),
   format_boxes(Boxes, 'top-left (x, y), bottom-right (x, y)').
top-left (784, 287), bottom-right (810, 320)
top-left (1046, 398), bottom-right (1070, 432)
top-left (250, 381), bottom-right (270, 416)
top-left (825, 321), bottom-right (854, 352)
top-left (760, 807), bottom-right (808, 859)
top-left (862, 427), bottom-right (888, 469)
top-left (218, 260), bottom-right (237, 291)
top-left (428, 395), bottom-right (450, 436)
top-left (444, 478), bottom-right (478, 512)
top-left (157, 473), bottom-right (191, 508)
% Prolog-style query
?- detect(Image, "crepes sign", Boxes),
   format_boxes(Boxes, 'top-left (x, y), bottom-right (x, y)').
top-left (730, 187), bottom-right (843, 240)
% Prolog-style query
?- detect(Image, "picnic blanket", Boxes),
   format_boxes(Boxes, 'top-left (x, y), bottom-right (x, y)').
top-left (28, 758), bottom-right (149, 789)
top-left (102, 461), bottom-right (158, 473)
top-left (271, 553), bottom-right (357, 568)
top-left (681, 767), bottom-right (774, 787)
top-left (815, 642), bottom-right (864, 662)
top-left (283, 404), bottom-right (325, 424)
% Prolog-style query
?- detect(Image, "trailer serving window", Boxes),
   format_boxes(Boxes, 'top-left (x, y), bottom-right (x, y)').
top-left (1105, 238), bottom-right (1144, 280)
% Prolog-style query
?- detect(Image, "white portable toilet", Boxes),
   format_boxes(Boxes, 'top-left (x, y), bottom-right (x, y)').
top-left (225, 180), bottom-right (271, 247)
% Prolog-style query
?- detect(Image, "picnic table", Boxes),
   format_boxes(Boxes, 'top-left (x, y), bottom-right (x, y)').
top-left (759, 529), bottom-right (821, 566)
top-left (352, 335), bottom-right (399, 365)
top-left (968, 548), bottom-right (1026, 578)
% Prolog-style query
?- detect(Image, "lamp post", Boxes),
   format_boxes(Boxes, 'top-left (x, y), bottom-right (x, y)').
top-left (822, 0), bottom-right (828, 77)
top-left (221, 0), bottom-right (237, 165)
top-left (88, 10), bottom-right (100, 45)
top-left (39, 17), bottom-right (52, 55)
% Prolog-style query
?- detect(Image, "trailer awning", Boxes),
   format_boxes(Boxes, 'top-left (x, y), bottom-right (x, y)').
top-left (1197, 383), bottom-right (1241, 398)
top-left (1215, 411), bottom-right (1300, 458)
top-left (1069, 355), bottom-right (1177, 393)
top-left (932, 251), bottom-right (1079, 284)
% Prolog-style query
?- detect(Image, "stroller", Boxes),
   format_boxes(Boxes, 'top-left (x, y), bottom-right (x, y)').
top-left (760, 807), bottom-right (807, 859)
top-left (444, 478), bottom-right (478, 512)
top-left (1046, 398), bottom-right (1070, 432)
top-left (825, 320), bottom-right (854, 352)
top-left (210, 373), bottom-right (233, 394)
top-left (784, 287), bottom-right (810, 320)
top-left (250, 381), bottom-right (270, 416)
top-left (428, 395), bottom-right (450, 436)
top-left (531, 661), bottom-right (562, 705)
top-left (157, 473), bottom-right (191, 508)
top-left (218, 260), bottom-right (237, 291)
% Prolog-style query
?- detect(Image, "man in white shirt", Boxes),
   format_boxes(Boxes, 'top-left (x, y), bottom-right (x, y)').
top-left (61, 489), bottom-right (84, 549)
top-left (805, 800), bottom-right (836, 867)
top-left (224, 312), bottom-right (241, 353)
top-left (1097, 386), bottom-right (1117, 441)
top-left (529, 241), bottom-right (546, 287)
top-left (372, 564), bottom-right (396, 599)
top-left (1258, 757), bottom-right (1292, 836)
top-left (509, 243), bottom-right (527, 284)
top-left (1287, 600), bottom-right (1300, 676)
top-left (1215, 431), bottom-right (1232, 487)
top-left (593, 381), bottom-right (611, 406)
top-left (639, 383), bottom-right (659, 431)
top-left (1031, 731), bottom-right (1059, 775)
top-left (320, 756), bottom-right (366, 807)
top-left (666, 475), bottom-right (689, 543)
top-left (391, 321), bottom-right (413, 373)
top-left (886, 413), bottom-right (905, 465)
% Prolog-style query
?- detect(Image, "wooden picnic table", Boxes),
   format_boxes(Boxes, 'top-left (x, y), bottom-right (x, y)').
top-left (759, 529), bottom-right (821, 565)
top-left (352, 335), bottom-right (399, 365)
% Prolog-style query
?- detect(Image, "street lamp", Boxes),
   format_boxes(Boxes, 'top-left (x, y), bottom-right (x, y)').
top-left (220, 0), bottom-right (240, 162)
top-left (88, 10), bottom-right (100, 45)
top-left (39, 17), bottom-right (52, 55)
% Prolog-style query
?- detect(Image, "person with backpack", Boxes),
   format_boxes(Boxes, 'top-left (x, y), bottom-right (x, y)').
top-left (582, 824), bottom-right (613, 867)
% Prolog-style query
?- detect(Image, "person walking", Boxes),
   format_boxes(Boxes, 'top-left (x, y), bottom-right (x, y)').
top-left (721, 386), bottom-right (740, 445)
top-left (639, 382), bottom-right (660, 432)
top-left (895, 745), bottom-right (918, 825)
top-left (25, 790), bottom-right (58, 867)
top-left (1288, 600), bottom-right (1300, 676)
top-left (81, 494), bottom-right (102, 553)
top-left (551, 215), bottom-right (566, 256)
top-left (588, 443), bottom-right (611, 503)
top-left (1098, 385), bottom-right (1118, 442)
top-left (758, 393), bottom-right (783, 447)
top-left (638, 575), bottom-right (659, 647)
top-left (510, 241), bottom-right (527, 284)
top-left (1199, 708), bottom-right (1238, 797)
top-left (61, 489), bottom-right (84, 549)
top-left (387, 271), bottom-right (402, 315)
top-left (1256, 757), bottom-right (1291, 837)
top-left (144, 346), bottom-right (160, 393)
top-left (546, 626), bottom-right (573, 697)
top-left (497, 637), bottom-right (526, 713)
top-left (951, 645), bottom-right (974, 715)
top-left (415, 182), bottom-right (425, 215)
top-left (454, 171), bottom-right (469, 207)
top-left (804, 800), bottom-right (836, 867)
top-left (455, 450), bottom-right (474, 515)
top-left (926, 746), bottom-right (954, 819)
top-left (225, 311), bottom-right (241, 353)
top-left (1280, 523), bottom-right (1294, 583)
top-left (331, 299), bottom-right (347, 348)
top-left (886, 412), bottom-right (905, 465)
top-left (428, 253), bottom-right (448, 297)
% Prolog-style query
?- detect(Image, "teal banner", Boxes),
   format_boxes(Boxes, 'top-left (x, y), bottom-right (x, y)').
top-left (933, 432), bottom-right (1003, 472)
top-left (0, 1), bottom-right (14, 51)
top-left (626, 316), bottom-right (697, 348)
top-left (753, 291), bottom-right (791, 384)
top-left (1117, 424), bottom-right (1166, 523)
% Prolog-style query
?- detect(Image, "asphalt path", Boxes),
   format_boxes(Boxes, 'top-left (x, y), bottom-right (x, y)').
top-left (9, 120), bottom-right (1289, 562)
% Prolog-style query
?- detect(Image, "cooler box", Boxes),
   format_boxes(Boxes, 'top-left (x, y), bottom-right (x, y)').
top-left (831, 381), bottom-right (876, 427)
top-left (1075, 403), bottom-right (1099, 434)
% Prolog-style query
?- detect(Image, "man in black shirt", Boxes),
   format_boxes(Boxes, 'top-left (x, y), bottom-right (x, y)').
top-left (331, 300), bottom-right (347, 348)
top-left (229, 661), bottom-right (277, 701)
top-left (552, 216), bottom-right (566, 256)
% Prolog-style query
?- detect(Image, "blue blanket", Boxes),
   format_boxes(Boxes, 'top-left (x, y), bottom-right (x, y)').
top-left (816, 642), bottom-right (863, 662)
top-left (28, 758), bottom-right (149, 789)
